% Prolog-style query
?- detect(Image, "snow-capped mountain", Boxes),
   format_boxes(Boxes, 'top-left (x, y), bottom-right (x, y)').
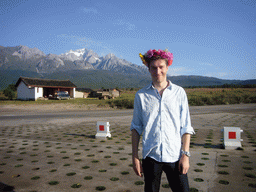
top-left (12, 45), bottom-right (46, 60)
top-left (0, 45), bottom-right (147, 74)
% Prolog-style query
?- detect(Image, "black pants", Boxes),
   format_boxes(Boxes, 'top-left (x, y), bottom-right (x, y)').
top-left (142, 157), bottom-right (189, 192)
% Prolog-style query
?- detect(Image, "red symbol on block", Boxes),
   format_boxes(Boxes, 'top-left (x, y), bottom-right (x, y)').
top-left (99, 125), bottom-right (104, 131)
top-left (229, 132), bottom-right (236, 139)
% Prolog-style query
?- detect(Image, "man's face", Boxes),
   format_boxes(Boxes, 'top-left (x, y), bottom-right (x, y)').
top-left (148, 59), bottom-right (168, 84)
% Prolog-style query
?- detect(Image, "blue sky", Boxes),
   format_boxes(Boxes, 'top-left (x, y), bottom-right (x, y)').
top-left (1, 0), bottom-right (255, 80)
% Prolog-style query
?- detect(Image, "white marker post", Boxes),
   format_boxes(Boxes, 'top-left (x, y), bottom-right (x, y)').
top-left (223, 127), bottom-right (243, 149)
top-left (95, 121), bottom-right (111, 139)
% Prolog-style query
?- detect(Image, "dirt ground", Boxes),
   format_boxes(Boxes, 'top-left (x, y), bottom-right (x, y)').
top-left (0, 103), bottom-right (256, 192)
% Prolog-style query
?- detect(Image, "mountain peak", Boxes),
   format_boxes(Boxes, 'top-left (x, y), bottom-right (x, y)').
top-left (12, 45), bottom-right (45, 60)
top-left (104, 53), bottom-right (115, 60)
top-left (62, 48), bottom-right (87, 57)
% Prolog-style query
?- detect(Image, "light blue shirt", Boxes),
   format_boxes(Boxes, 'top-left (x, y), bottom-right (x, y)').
top-left (131, 81), bottom-right (195, 163)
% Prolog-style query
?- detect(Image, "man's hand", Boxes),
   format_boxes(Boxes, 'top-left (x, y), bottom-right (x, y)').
top-left (132, 157), bottom-right (143, 177)
top-left (131, 129), bottom-right (143, 177)
top-left (179, 154), bottom-right (190, 174)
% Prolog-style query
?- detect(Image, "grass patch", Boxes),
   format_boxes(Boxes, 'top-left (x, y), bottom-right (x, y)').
top-left (95, 186), bottom-right (106, 191)
top-left (15, 164), bottom-right (23, 167)
top-left (194, 178), bottom-right (204, 182)
top-left (31, 176), bottom-right (40, 180)
top-left (219, 180), bottom-right (229, 185)
top-left (66, 172), bottom-right (76, 176)
top-left (110, 177), bottom-right (119, 181)
top-left (196, 163), bottom-right (205, 166)
top-left (243, 167), bottom-right (253, 170)
top-left (71, 183), bottom-right (82, 188)
top-left (218, 164), bottom-right (228, 168)
top-left (135, 181), bottom-right (144, 185)
top-left (121, 171), bottom-right (129, 175)
top-left (245, 173), bottom-right (256, 178)
top-left (218, 171), bottom-right (229, 175)
top-left (162, 183), bottom-right (170, 188)
top-left (220, 154), bottom-right (229, 157)
top-left (222, 160), bottom-right (231, 162)
top-left (248, 183), bottom-right (256, 188)
top-left (194, 169), bottom-right (203, 172)
top-left (243, 161), bottom-right (252, 164)
top-left (48, 181), bottom-right (59, 185)
top-left (84, 176), bottom-right (93, 180)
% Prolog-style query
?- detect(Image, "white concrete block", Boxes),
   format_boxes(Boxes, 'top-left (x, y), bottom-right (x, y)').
top-left (223, 127), bottom-right (243, 149)
top-left (95, 121), bottom-right (111, 139)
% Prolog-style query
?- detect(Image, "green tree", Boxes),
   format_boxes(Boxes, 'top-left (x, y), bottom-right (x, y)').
top-left (3, 84), bottom-right (16, 100)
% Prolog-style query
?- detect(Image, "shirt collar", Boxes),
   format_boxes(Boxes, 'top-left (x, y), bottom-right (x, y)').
top-left (146, 80), bottom-right (173, 90)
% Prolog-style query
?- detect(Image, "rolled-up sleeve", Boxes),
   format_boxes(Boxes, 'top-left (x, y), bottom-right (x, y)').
top-left (130, 93), bottom-right (144, 135)
top-left (180, 90), bottom-right (195, 136)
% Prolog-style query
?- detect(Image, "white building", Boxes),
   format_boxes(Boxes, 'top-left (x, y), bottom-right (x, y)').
top-left (15, 77), bottom-right (77, 100)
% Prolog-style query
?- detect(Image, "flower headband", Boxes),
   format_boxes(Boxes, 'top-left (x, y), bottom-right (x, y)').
top-left (139, 49), bottom-right (173, 66)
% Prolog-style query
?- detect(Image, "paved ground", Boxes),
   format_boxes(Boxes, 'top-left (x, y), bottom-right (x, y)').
top-left (0, 104), bottom-right (256, 192)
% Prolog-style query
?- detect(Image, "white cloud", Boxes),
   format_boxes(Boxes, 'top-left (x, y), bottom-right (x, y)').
top-left (168, 66), bottom-right (189, 76)
top-left (113, 20), bottom-right (135, 30)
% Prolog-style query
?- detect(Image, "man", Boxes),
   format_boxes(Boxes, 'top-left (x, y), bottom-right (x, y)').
top-left (131, 49), bottom-right (194, 192)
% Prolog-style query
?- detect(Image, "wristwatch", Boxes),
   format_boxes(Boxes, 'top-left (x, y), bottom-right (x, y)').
top-left (181, 150), bottom-right (191, 157)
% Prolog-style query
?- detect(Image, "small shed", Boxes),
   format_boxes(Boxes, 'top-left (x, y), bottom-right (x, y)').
top-left (75, 88), bottom-right (93, 98)
top-left (15, 77), bottom-right (77, 100)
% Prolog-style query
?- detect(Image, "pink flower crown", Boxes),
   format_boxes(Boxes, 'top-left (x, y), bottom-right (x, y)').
top-left (139, 49), bottom-right (173, 66)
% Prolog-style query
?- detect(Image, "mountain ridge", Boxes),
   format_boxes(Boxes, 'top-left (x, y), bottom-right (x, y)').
top-left (0, 45), bottom-right (255, 90)
top-left (0, 45), bottom-right (148, 75)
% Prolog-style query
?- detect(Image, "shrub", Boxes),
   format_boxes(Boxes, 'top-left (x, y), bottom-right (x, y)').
top-left (3, 84), bottom-right (16, 100)
top-left (109, 98), bottom-right (134, 109)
